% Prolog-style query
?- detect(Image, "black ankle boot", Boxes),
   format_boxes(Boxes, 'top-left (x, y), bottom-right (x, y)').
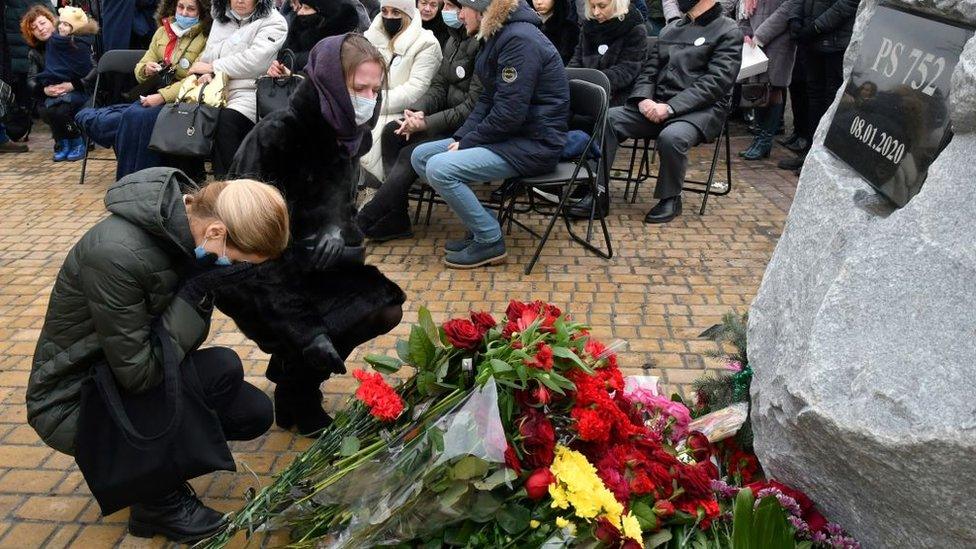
top-left (566, 190), bottom-right (609, 220)
top-left (128, 483), bottom-right (225, 543)
top-left (643, 196), bottom-right (682, 224)
top-left (274, 384), bottom-right (333, 437)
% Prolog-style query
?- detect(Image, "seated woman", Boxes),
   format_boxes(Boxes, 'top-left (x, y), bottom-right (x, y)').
top-left (27, 168), bottom-right (290, 542)
top-left (268, 0), bottom-right (362, 76)
top-left (534, 0), bottom-right (579, 65)
top-left (418, 0), bottom-right (450, 47)
top-left (568, 0), bottom-right (646, 106)
top-left (22, 6), bottom-right (97, 162)
top-left (360, 0), bottom-right (442, 182)
top-left (218, 35), bottom-right (405, 436)
top-left (356, 0), bottom-right (481, 241)
top-left (110, 0), bottom-right (213, 180)
top-left (191, 0), bottom-right (286, 178)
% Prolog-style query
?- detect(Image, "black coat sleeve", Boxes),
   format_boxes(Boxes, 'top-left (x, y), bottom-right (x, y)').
top-left (567, 30), bottom-right (584, 68)
top-left (412, 62), bottom-right (449, 116)
top-left (603, 25), bottom-right (648, 97)
top-left (559, 21), bottom-right (580, 65)
top-left (814, 0), bottom-right (858, 34)
top-left (423, 75), bottom-right (483, 136)
top-left (628, 38), bottom-right (660, 104)
top-left (664, 26), bottom-right (742, 116)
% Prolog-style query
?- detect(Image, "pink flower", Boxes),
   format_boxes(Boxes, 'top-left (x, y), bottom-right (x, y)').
top-left (627, 388), bottom-right (692, 442)
top-left (725, 361), bottom-right (743, 372)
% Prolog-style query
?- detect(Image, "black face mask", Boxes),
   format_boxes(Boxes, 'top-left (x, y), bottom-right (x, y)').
top-left (677, 0), bottom-right (698, 13)
top-left (382, 16), bottom-right (403, 36)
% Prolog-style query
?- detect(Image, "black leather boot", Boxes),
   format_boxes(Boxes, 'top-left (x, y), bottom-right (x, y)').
top-left (643, 196), bottom-right (682, 224)
top-left (274, 383), bottom-right (333, 437)
top-left (128, 483), bottom-right (226, 543)
top-left (566, 190), bottom-right (609, 220)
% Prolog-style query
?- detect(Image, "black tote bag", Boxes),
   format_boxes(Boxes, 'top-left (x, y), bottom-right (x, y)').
top-left (74, 323), bottom-right (236, 516)
top-left (148, 82), bottom-right (219, 158)
top-left (256, 50), bottom-right (304, 120)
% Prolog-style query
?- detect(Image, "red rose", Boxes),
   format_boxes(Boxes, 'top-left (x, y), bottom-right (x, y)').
top-left (469, 311), bottom-right (497, 333)
top-left (504, 444), bottom-right (522, 476)
top-left (653, 499), bottom-right (676, 518)
top-left (442, 318), bottom-right (483, 350)
top-left (525, 467), bottom-right (555, 500)
top-left (676, 462), bottom-right (713, 498)
top-left (686, 431), bottom-right (712, 462)
top-left (519, 409), bottom-right (556, 468)
top-left (524, 342), bottom-right (554, 370)
top-left (700, 460), bottom-right (720, 480)
top-left (506, 300), bottom-right (529, 321)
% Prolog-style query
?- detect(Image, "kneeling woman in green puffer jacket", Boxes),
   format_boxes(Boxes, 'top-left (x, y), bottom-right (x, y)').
top-left (26, 167), bottom-right (290, 543)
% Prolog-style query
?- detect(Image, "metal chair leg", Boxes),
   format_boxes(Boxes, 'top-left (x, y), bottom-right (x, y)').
top-left (78, 138), bottom-right (91, 185)
top-left (413, 188), bottom-right (424, 225)
top-left (698, 126), bottom-right (725, 215)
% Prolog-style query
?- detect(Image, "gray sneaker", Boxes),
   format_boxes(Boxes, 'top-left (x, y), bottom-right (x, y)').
top-left (443, 238), bottom-right (507, 269)
top-left (444, 232), bottom-right (474, 252)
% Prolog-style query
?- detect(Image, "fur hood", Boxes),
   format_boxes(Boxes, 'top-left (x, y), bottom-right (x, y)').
top-left (211, 0), bottom-right (274, 24)
top-left (155, 0), bottom-right (214, 34)
top-left (478, 0), bottom-right (537, 40)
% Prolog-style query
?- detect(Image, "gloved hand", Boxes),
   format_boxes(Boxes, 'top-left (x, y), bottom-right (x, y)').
top-left (303, 333), bottom-right (345, 375)
top-left (309, 230), bottom-right (345, 271)
top-left (177, 261), bottom-right (255, 315)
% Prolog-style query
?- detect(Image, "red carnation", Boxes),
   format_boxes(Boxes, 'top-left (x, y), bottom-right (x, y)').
top-left (676, 462), bottom-right (713, 498)
top-left (686, 431), bottom-right (712, 462)
top-left (653, 499), bottom-right (676, 518)
top-left (728, 450), bottom-right (760, 483)
top-left (532, 383), bottom-right (552, 406)
top-left (442, 318), bottom-right (483, 350)
top-left (504, 444), bottom-right (522, 476)
top-left (519, 409), bottom-right (556, 468)
top-left (469, 311), bottom-right (497, 333)
top-left (353, 369), bottom-right (404, 421)
top-left (506, 300), bottom-right (529, 321)
top-left (572, 406), bottom-right (611, 442)
top-left (524, 467), bottom-right (555, 500)
top-left (524, 342), bottom-right (554, 370)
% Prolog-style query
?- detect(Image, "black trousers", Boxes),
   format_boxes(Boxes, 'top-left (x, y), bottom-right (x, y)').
top-left (212, 108), bottom-right (254, 179)
top-left (190, 347), bottom-right (273, 441)
top-left (788, 48), bottom-right (810, 139)
top-left (804, 49), bottom-right (845, 141)
top-left (606, 105), bottom-right (704, 200)
top-left (39, 101), bottom-right (82, 140)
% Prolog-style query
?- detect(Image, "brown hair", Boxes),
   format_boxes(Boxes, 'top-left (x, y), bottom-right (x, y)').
top-left (341, 33), bottom-right (388, 88)
top-left (20, 6), bottom-right (57, 48)
top-left (186, 180), bottom-right (290, 258)
top-left (155, 0), bottom-right (214, 34)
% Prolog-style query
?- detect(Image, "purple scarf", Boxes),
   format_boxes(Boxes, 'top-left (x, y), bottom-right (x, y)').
top-left (305, 34), bottom-right (370, 158)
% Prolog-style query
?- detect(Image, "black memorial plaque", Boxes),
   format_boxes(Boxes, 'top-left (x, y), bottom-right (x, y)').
top-left (824, 4), bottom-right (974, 207)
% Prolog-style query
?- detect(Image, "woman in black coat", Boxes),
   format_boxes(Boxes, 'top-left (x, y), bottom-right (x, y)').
top-left (217, 34), bottom-right (405, 436)
top-left (534, 0), bottom-right (580, 65)
top-left (568, 0), bottom-right (647, 106)
top-left (268, 0), bottom-right (362, 75)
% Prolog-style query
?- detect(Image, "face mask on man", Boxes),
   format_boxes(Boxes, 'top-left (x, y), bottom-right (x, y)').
top-left (382, 16), bottom-right (403, 36)
top-left (677, 0), bottom-right (699, 14)
top-left (441, 10), bottom-right (463, 28)
top-left (174, 14), bottom-right (199, 28)
top-left (350, 94), bottom-right (376, 126)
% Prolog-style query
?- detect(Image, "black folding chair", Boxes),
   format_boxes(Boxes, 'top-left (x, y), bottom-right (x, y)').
top-left (499, 78), bottom-right (613, 275)
top-left (78, 49), bottom-right (146, 185)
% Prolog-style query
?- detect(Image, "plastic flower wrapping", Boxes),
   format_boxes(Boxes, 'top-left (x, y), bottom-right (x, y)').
top-left (199, 303), bottom-right (857, 549)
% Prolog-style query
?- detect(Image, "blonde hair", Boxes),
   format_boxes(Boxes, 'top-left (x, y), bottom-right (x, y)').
top-left (186, 180), bottom-right (290, 258)
top-left (584, 0), bottom-right (629, 21)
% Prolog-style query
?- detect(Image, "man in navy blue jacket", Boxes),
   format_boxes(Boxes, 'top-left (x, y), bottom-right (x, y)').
top-left (411, 0), bottom-right (569, 269)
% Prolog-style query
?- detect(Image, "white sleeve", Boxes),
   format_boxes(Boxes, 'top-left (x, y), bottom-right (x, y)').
top-left (382, 39), bottom-right (443, 115)
top-left (211, 14), bottom-right (288, 79)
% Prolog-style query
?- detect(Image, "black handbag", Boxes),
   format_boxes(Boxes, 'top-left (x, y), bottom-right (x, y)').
top-left (74, 322), bottom-right (236, 516)
top-left (256, 50), bottom-right (304, 120)
top-left (739, 76), bottom-right (771, 108)
top-left (148, 82), bottom-right (219, 158)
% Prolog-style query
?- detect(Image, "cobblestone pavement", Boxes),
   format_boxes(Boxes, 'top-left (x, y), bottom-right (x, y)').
top-left (0, 123), bottom-right (798, 547)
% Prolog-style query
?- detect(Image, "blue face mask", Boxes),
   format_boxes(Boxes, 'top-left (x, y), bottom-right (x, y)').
top-left (350, 93), bottom-right (376, 126)
top-left (441, 9), bottom-right (463, 28)
top-left (174, 14), bottom-right (199, 29)
top-left (194, 237), bottom-right (232, 266)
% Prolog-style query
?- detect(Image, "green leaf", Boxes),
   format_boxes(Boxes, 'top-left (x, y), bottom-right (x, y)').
top-left (496, 503), bottom-right (531, 535)
top-left (473, 468), bottom-right (518, 490)
top-left (339, 435), bottom-right (360, 456)
top-left (468, 492), bottom-right (501, 522)
top-left (537, 373), bottom-right (566, 395)
top-left (753, 496), bottom-right (793, 549)
top-left (443, 520), bottom-right (477, 546)
top-left (419, 306), bottom-right (441, 347)
top-left (644, 530), bottom-right (672, 548)
top-left (409, 325), bottom-right (436, 369)
top-left (552, 346), bottom-right (589, 370)
top-left (428, 426), bottom-right (445, 453)
top-left (490, 359), bottom-right (513, 374)
top-left (396, 339), bottom-right (411, 363)
top-left (631, 501), bottom-right (657, 532)
top-left (417, 370), bottom-right (438, 396)
top-left (452, 456), bottom-right (490, 480)
top-left (364, 353), bottom-right (403, 374)
top-left (732, 487), bottom-right (755, 549)
top-left (439, 481), bottom-right (470, 511)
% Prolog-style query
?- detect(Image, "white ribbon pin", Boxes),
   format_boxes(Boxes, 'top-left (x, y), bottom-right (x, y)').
top-left (456, 66), bottom-right (466, 79)
top-left (598, 44), bottom-right (609, 55)
top-left (694, 37), bottom-right (705, 46)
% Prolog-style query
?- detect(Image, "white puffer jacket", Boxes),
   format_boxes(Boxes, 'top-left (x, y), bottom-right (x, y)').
top-left (200, 8), bottom-right (287, 122)
top-left (361, 13), bottom-right (442, 179)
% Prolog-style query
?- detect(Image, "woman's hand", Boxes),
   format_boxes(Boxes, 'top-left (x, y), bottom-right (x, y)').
top-left (143, 62), bottom-right (163, 76)
top-left (196, 73), bottom-right (213, 85)
top-left (447, 141), bottom-right (460, 152)
top-left (188, 61), bottom-right (213, 75)
top-left (140, 93), bottom-right (165, 107)
top-left (43, 85), bottom-right (61, 97)
top-left (267, 60), bottom-right (292, 78)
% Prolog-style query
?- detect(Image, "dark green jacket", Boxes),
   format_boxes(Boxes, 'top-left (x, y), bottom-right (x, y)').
top-left (408, 26), bottom-right (482, 137)
top-left (27, 168), bottom-right (209, 456)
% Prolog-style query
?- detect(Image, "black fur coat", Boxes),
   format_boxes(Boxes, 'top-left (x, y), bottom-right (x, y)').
top-left (214, 79), bottom-right (405, 364)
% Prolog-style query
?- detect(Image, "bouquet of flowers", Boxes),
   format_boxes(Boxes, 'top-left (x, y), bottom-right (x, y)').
top-left (200, 302), bottom-right (856, 548)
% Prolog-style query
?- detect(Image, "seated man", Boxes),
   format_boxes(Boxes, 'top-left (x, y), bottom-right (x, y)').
top-left (573, 0), bottom-right (741, 223)
top-left (410, 0), bottom-right (569, 269)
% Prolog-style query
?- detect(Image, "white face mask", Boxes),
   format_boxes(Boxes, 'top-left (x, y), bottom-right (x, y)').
top-left (350, 93), bottom-right (376, 126)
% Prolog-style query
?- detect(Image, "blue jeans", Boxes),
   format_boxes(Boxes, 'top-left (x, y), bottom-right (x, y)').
top-left (0, 123), bottom-right (8, 144)
top-left (410, 138), bottom-right (518, 244)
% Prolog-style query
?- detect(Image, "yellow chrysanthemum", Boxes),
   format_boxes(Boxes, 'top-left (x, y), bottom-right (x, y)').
top-left (547, 445), bottom-right (638, 541)
top-left (555, 517), bottom-right (571, 528)
top-left (621, 512), bottom-right (644, 547)
top-left (530, 520), bottom-right (540, 529)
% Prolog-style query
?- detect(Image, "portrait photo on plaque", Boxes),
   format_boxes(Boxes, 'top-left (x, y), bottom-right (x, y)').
top-left (824, 3), bottom-right (974, 207)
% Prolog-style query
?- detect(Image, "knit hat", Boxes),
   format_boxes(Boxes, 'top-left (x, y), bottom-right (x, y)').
top-left (57, 6), bottom-right (89, 33)
top-left (381, 0), bottom-right (417, 18)
top-left (455, 0), bottom-right (492, 11)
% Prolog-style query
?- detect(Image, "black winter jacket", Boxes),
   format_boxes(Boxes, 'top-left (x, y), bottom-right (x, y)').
top-left (568, 7), bottom-right (647, 106)
top-left (539, 0), bottom-right (580, 65)
top-left (455, 0), bottom-right (569, 177)
top-left (279, 1), bottom-right (362, 70)
top-left (28, 169), bottom-right (209, 455)
top-left (409, 26), bottom-right (482, 136)
top-left (792, 0), bottom-right (858, 53)
top-left (629, 5), bottom-right (742, 141)
top-left (2, 0), bottom-right (47, 76)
